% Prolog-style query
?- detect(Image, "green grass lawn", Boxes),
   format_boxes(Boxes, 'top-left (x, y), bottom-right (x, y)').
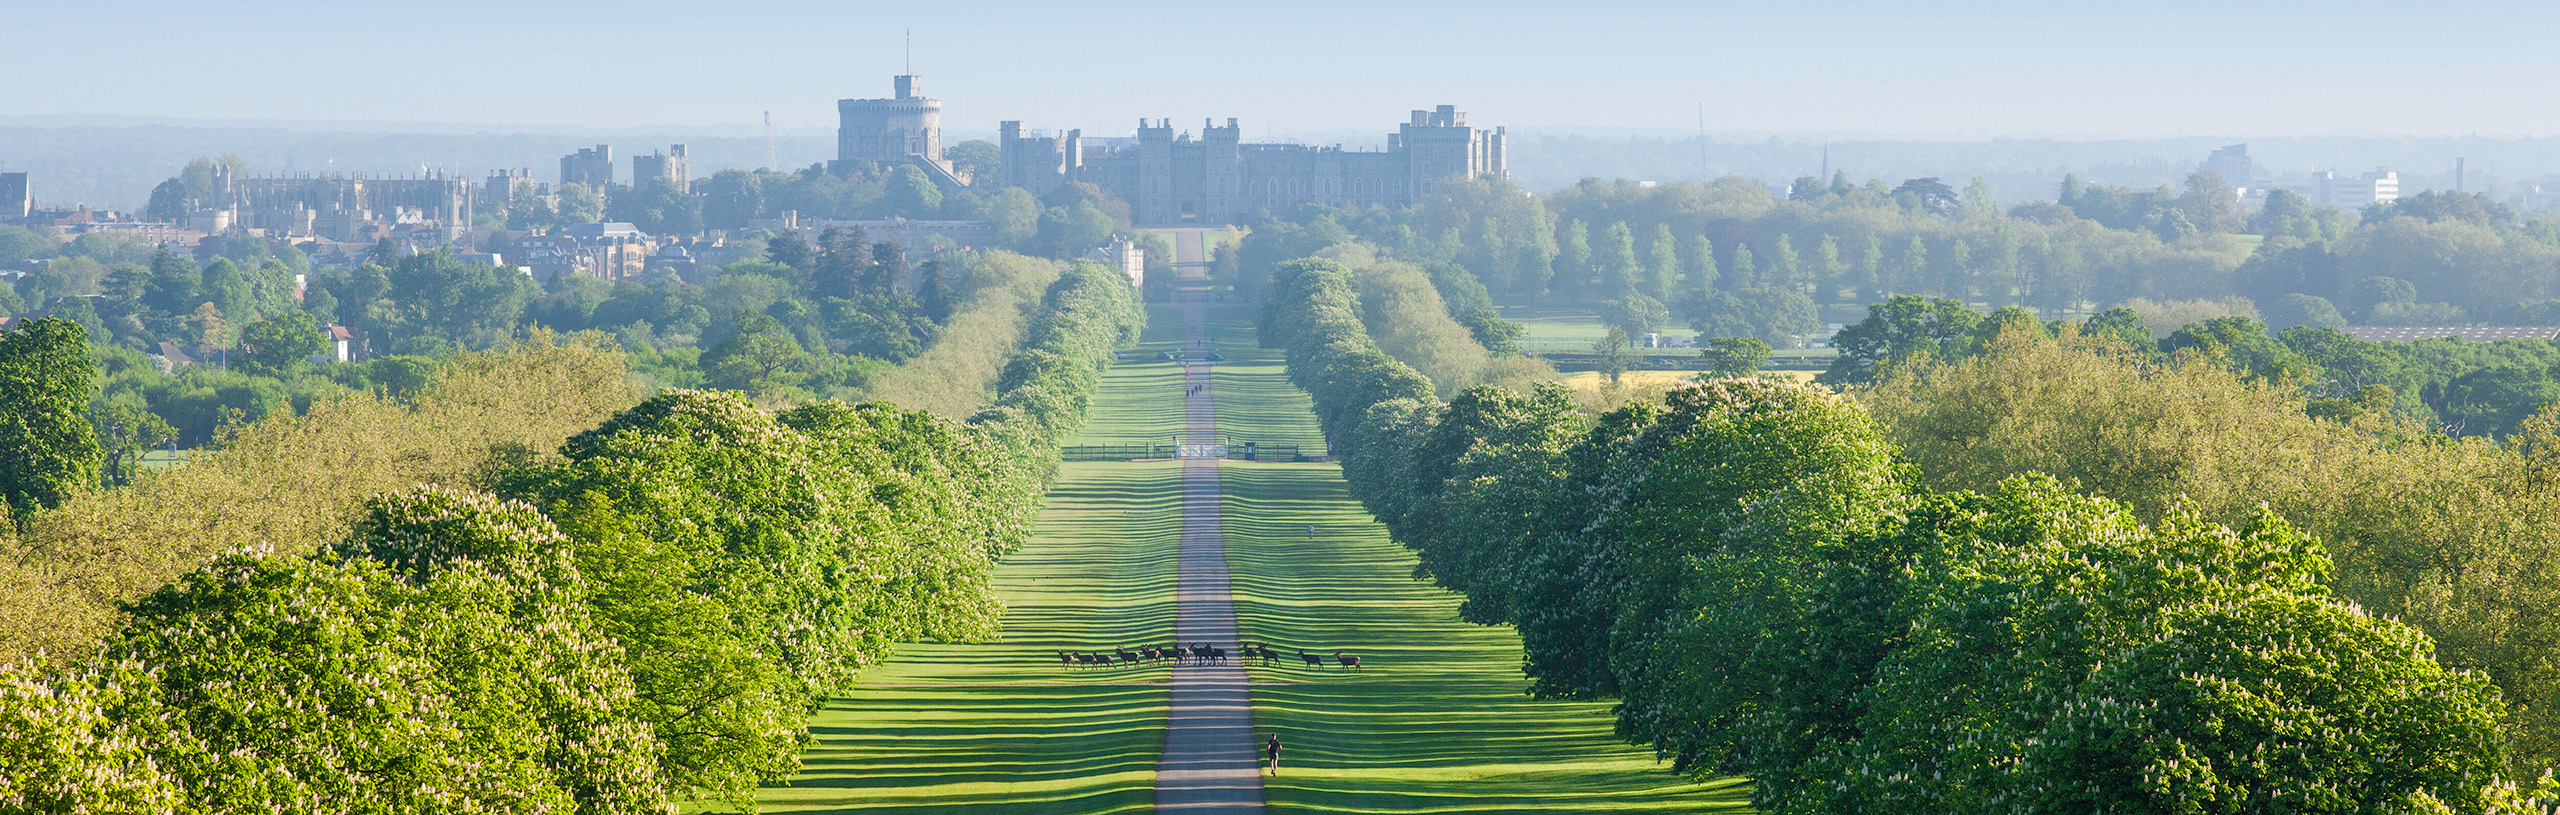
top-left (1217, 463), bottom-right (1750, 814)
top-left (751, 301), bottom-right (1749, 813)
top-left (746, 457), bottom-right (1185, 811)
top-left (1072, 304), bottom-right (1197, 447)
top-left (1209, 330), bottom-right (1753, 813)
top-left (1496, 305), bottom-right (1841, 368)
top-left (747, 461), bottom-right (1183, 813)
top-left (1072, 363), bottom-right (1186, 446)
top-left (1496, 307), bottom-right (1701, 354)
top-left (1192, 308), bottom-right (1328, 452)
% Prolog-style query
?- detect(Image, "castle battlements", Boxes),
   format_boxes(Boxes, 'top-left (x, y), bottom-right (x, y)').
top-left (844, 75), bottom-right (1503, 226)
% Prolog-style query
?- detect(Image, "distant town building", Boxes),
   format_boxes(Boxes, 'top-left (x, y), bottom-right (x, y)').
top-left (2200, 143), bottom-right (2254, 184)
top-left (0, 173), bottom-right (27, 220)
top-left (484, 168), bottom-right (541, 204)
top-left (2317, 168), bottom-right (2400, 208)
top-left (561, 222), bottom-right (645, 240)
top-left (996, 104), bottom-right (1505, 225)
top-left (515, 222), bottom-right (657, 283)
top-left (750, 212), bottom-right (994, 257)
top-left (561, 145), bottom-right (614, 188)
top-left (227, 169), bottom-right (474, 242)
top-left (645, 243), bottom-right (700, 278)
top-left (1089, 237), bottom-right (1144, 288)
top-left (320, 325), bottom-right (357, 363)
top-left (632, 145), bottom-right (690, 193)
top-left (2512, 183), bottom-right (2560, 211)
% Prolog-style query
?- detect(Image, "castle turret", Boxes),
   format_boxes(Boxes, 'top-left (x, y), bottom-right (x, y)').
top-left (839, 75), bottom-right (944, 167)
top-left (1137, 118), bottom-right (1176, 224)
top-left (1204, 117), bottom-right (1243, 223)
top-left (1397, 103), bottom-right (1501, 197)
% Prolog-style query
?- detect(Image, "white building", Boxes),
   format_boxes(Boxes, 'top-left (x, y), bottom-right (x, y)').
top-left (2201, 143), bottom-right (2254, 184)
top-left (1089, 238), bottom-right (1144, 288)
top-left (2317, 168), bottom-right (2399, 207)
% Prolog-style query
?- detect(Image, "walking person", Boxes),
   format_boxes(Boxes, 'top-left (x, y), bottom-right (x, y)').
top-left (1305, 523), bottom-right (1315, 540)
top-left (1264, 734), bottom-right (1283, 776)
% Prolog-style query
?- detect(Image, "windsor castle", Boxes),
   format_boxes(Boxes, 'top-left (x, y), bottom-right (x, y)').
top-left (837, 75), bottom-right (1507, 225)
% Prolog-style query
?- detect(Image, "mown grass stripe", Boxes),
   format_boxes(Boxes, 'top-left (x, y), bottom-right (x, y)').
top-left (1199, 306), bottom-right (1754, 814)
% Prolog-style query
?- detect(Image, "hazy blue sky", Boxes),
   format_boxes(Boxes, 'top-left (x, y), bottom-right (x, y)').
top-left (9, 1), bottom-right (2555, 139)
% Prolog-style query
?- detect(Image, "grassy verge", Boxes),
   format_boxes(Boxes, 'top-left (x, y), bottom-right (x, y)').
top-left (1496, 308), bottom-right (1701, 354)
top-left (1212, 326), bottom-right (1753, 813)
top-left (752, 330), bottom-right (1188, 813)
top-left (1070, 304), bottom-right (1193, 447)
top-left (1219, 463), bottom-right (1749, 814)
top-left (1197, 310), bottom-right (1326, 451)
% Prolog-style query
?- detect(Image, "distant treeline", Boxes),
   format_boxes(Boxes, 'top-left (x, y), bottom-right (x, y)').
top-left (1235, 176), bottom-right (2560, 436)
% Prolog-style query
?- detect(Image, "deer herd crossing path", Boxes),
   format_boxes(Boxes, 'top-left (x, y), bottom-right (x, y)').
top-left (1153, 229), bottom-right (1265, 812)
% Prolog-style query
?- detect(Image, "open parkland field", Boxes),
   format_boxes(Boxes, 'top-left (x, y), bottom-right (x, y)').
top-left (736, 282), bottom-right (1749, 812)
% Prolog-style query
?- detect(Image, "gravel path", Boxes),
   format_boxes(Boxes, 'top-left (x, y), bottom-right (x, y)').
top-left (1152, 229), bottom-right (1266, 813)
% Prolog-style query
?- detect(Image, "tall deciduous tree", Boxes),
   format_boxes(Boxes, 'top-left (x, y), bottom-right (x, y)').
top-left (1683, 234), bottom-right (1719, 296)
top-left (1813, 234), bottom-right (1844, 304)
top-left (1767, 234), bottom-right (1800, 290)
top-left (1818, 295), bottom-right (1983, 385)
top-left (1554, 219), bottom-right (1593, 299)
top-left (1599, 222), bottom-right (1640, 298)
top-left (1697, 337), bottom-right (1770, 377)
top-left (93, 402), bottom-right (175, 488)
top-left (884, 164), bottom-right (943, 217)
top-left (1646, 223), bottom-right (1679, 300)
top-left (239, 310), bottom-right (324, 375)
top-left (0, 317), bottom-right (100, 515)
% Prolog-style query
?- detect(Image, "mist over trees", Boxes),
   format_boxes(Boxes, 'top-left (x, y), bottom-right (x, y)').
top-left (1234, 171), bottom-right (2560, 437)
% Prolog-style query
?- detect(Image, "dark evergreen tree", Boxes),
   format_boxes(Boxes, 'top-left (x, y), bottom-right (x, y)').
top-left (869, 241), bottom-right (909, 296)
top-left (917, 258), bottom-right (952, 323)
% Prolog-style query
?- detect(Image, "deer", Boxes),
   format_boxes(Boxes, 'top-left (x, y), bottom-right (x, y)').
top-left (1299, 649), bottom-right (1325, 669)
top-left (1335, 651), bottom-right (1362, 672)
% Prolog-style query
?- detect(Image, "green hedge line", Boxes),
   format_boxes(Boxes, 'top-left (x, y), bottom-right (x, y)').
top-left (0, 262), bottom-right (1140, 812)
top-left (1258, 255), bottom-right (2536, 815)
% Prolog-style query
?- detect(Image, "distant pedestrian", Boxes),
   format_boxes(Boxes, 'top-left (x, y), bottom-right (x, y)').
top-left (1305, 524), bottom-right (1315, 540)
top-left (1264, 734), bottom-right (1282, 775)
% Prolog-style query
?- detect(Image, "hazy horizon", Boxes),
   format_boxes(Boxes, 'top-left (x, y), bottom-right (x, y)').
top-left (12, 1), bottom-right (2560, 139)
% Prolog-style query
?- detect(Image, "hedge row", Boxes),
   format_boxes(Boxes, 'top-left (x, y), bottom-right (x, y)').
top-left (0, 262), bottom-right (1139, 813)
top-left (1258, 256), bottom-right (2534, 815)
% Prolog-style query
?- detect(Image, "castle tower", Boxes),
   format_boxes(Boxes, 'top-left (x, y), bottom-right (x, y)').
top-left (561, 144), bottom-right (612, 188)
top-left (633, 144), bottom-right (690, 193)
top-left (838, 75), bottom-right (944, 167)
top-left (1204, 117), bottom-right (1243, 223)
top-left (1397, 104), bottom-right (1501, 198)
top-left (1136, 118), bottom-right (1175, 224)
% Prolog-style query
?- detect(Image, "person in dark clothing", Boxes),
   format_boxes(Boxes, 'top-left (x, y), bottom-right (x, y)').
top-left (1264, 734), bottom-right (1283, 775)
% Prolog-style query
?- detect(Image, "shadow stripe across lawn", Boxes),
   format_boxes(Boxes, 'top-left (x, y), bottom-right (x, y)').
top-left (746, 319), bottom-right (1193, 814)
top-left (1207, 303), bottom-right (1752, 814)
